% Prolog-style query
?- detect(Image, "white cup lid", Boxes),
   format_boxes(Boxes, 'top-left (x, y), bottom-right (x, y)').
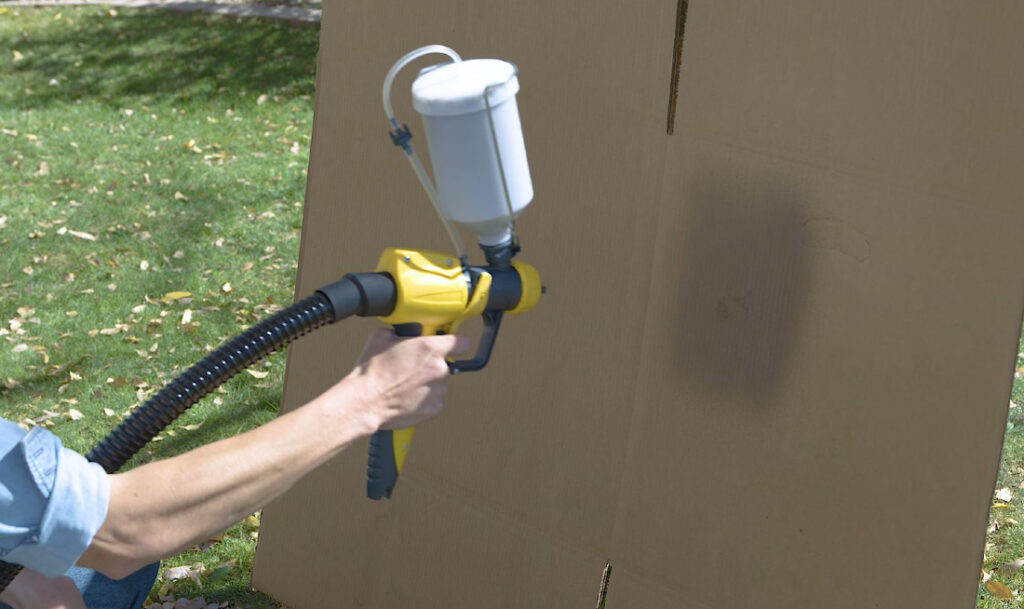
top-left (412, 59), bottom-right (519, 117)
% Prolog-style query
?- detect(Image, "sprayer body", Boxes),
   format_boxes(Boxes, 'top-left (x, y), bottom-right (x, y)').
top-left (365, 246), bottom-right (541, 499)
top-left (412, 59), bottom-right (533, 247)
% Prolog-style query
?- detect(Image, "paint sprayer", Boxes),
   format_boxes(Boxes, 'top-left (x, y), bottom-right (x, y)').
top-left (0, 44), bottom-right (541, 590)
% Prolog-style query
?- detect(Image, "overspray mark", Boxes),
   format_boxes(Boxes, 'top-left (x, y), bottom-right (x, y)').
top-left (595, 561), bottom-right (612, 609)
top-left (666, 0), bottom-right (689, 135)
top-left (800, 218), bottom-right (870, 262)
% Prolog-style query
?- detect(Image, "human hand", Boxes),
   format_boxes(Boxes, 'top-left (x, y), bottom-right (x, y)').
top-left (0, 569), bottom-right (86, 609)
top-left (343, 328), bottom-right (471, 431)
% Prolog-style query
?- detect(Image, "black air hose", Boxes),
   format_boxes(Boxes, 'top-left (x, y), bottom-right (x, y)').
top-left (86, 292), bottom-right (334, 472)
top-left (0, 273), bottom-right (396, 592)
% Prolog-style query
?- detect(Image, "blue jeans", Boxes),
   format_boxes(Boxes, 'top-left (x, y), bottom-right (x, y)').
top-left (0, 563), bottom-right (158, 609)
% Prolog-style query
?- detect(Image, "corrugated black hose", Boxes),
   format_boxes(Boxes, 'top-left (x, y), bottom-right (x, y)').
top-left (0, 273), bottom-right (395, 593)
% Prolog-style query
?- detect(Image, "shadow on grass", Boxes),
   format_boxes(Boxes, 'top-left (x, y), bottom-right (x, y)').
top-left (7, 8), bottom-right (319, 110)
top-left (147, 387), bottom-right (283, 460)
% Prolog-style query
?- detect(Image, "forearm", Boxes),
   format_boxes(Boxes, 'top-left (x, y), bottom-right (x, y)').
top-left (79, 377), bottom-right (377, 578)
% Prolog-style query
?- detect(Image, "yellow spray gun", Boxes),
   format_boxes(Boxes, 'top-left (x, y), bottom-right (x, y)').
top-left (360, 45), bottom-right (543, 499)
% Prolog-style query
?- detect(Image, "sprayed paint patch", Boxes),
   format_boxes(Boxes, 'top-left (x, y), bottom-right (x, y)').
top-left (800, 218), bottom-right (870, 262)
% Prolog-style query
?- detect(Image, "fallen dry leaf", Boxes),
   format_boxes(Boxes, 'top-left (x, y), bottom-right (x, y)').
top-left (12, 50), bottom-right (24, 62)
top-left (68, 229), bottom-right (97, 241)
top-left (161, 291), bottom-right (192, 303)
top-left (985, 579), bottom-right (1013, 600)
top-left (66, 408), bottom-right (83, 421)
top-left (102, 408), bottom-right (115, 417)
top-left (161, 564), bottom-right (204, 586)
top-left (997, 488), bottom-right (1014, 503)
top-left (180, 309), bottom-right (193, 325)
top-left (245, 369), bottom-right (269, 379)
top-left (1002, 558), bottom-right (1024, 577)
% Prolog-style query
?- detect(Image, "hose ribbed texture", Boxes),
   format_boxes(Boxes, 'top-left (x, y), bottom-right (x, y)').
top-left (88, 292), bottom-right (333, 472)
top-left (0, 291), bottom-right (335, 591)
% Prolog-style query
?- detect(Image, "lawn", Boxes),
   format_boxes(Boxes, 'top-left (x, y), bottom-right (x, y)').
top-left (3, 5), bottom-right (1024, 609)
top-left (0, 5), bottom-right (319, 607)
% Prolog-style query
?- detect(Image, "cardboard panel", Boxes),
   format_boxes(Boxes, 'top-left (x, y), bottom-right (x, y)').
top-left (254, 0), bottom-right (676, 605)
top-left (254, 0), bottom-right (1024, 607)
top-left (611, 143), bottom-right (1023, 608)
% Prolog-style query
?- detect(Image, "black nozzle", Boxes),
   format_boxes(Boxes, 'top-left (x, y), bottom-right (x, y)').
top-left (480, 238), bottom-right (519, 268)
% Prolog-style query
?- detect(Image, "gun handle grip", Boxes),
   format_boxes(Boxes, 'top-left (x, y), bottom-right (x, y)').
top-left (367, 323), bottom-right (423, 500)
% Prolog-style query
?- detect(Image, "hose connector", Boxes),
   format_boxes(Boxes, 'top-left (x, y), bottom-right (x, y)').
top-left (316, 273), bottom-right (397, 321)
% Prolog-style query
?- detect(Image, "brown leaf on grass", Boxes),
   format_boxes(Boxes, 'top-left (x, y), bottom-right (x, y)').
top-left (1002, 559), bottom-right (1024, 577)
top-left (996, 488), bottom-right (1014, 503)
top-left (193, 531), bottom-right (224, 552)
top-left (245, 369), bottom-right (268, 379)
top-left (68, 230), bottom-right (97, 241)
top-left (66, 408), bottom-right (83, 421)
top-left (161, 291), bottom-right (192, 303)
top-left (31, 345), bottom-right (49, 363)
top-left (985, 579), bottom-right (1014, 600)
top-left (161, 564), bottom-right (204, 586)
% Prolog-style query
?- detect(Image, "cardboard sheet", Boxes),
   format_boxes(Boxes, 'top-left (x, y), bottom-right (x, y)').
top-left (252, 1), bottom-right (1024, 607)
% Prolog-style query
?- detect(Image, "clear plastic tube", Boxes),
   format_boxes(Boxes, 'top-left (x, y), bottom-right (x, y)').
top-left (383, 46), bottom-right (468, 263)
top-left (383, 45), bottom-right (461, 126)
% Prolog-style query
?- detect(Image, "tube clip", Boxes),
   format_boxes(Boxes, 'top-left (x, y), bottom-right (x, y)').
top-left (389, 124), bottom-right (413, 154)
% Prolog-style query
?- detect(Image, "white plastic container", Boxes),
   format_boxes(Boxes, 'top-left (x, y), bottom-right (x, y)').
top-left (412, 59), bottom-right (533, 246)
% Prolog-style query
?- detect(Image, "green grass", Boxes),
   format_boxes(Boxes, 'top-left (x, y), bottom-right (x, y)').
top-left (0, 5), bottom-right (319, 607)
top-left (978, 338), bottom-right (1024, 608)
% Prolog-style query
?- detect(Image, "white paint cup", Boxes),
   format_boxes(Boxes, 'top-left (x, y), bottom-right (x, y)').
top-left (412, 59), bottom-right (533, 246)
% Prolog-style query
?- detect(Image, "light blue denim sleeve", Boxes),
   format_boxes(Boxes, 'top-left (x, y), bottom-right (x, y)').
top-left (0, 419), bottom-right (109, 577)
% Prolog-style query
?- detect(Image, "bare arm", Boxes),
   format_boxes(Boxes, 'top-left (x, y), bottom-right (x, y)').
top-left (78, 330), bottom-right (467, 579)
top-left (0, 569), bottom-right (85, 609)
